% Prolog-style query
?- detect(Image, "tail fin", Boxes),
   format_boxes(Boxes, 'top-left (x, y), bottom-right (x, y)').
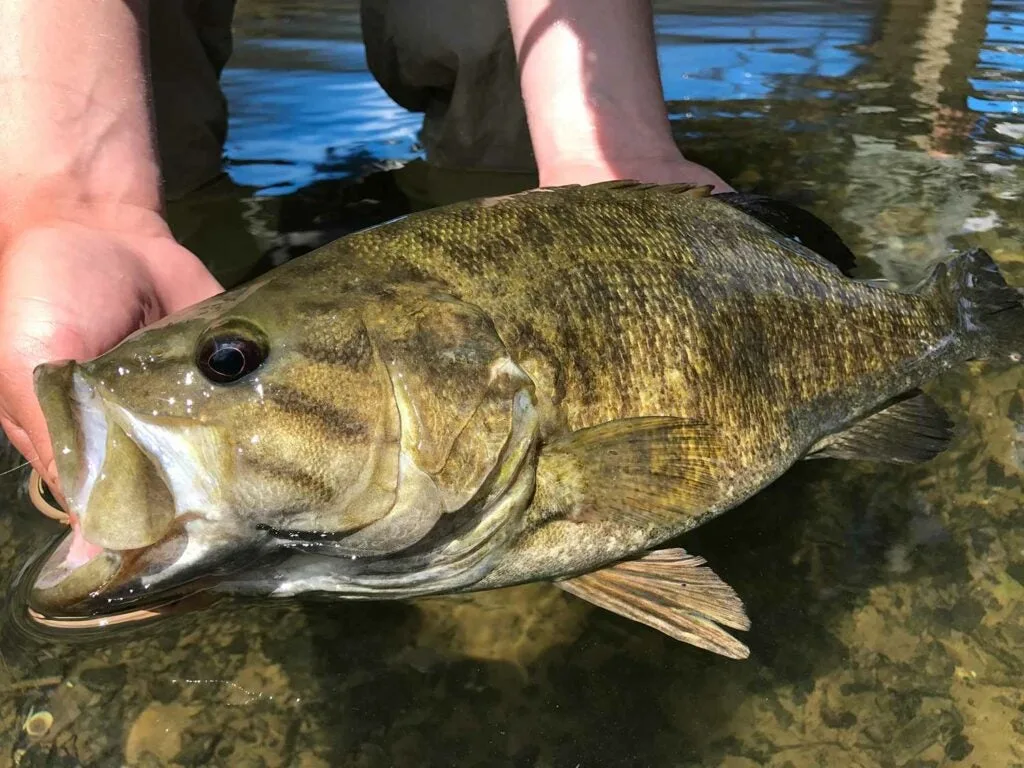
top-left (924, 248), bottom-right (1024, 360)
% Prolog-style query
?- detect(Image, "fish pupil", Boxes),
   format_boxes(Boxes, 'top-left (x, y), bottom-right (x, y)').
top-left (197, 331), bottom-right (267, 384)
top-left (211, 345), bottom-right (245, 376)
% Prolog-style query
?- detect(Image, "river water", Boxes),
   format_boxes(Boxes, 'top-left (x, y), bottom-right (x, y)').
top-left (1, 0), bottom-right (1023, 765)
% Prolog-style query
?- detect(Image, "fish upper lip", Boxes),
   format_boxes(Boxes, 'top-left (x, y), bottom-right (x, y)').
top-left (33, 365), bottom-right (134, 531)
top-left (68, 370), bottom-right (110, 523)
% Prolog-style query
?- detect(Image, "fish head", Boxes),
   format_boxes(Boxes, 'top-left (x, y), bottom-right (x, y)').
top-left (28, 270), bottom-right (538, 620)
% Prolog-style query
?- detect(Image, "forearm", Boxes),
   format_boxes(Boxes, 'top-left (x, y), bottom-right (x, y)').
top-left (0, 0), bottom-right (163, 244)
top-left (506, 0), bottom-right (682, 185)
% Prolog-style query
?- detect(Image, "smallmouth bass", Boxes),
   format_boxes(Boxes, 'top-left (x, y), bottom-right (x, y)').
top-left (26, 182), bottom-right (1024, 658)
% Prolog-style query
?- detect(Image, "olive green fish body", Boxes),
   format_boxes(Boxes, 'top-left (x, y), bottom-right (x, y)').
top-left (27, 182), bottom-right (1022, 657)
top-left (259, 184), bottom-right (978, 581)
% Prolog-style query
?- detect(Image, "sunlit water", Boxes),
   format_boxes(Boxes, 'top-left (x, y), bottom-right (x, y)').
top-left (3, 0), bottom-right (1024, 766)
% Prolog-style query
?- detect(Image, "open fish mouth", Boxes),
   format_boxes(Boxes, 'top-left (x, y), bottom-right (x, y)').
top-left (25, 524), bottom-right (204, 626)
top-left (27, 362), bottom-right (246, 621)
top-left (2, 518), bottom-right (221, 639)
top-left (25, 510), bottom-right (223, 623)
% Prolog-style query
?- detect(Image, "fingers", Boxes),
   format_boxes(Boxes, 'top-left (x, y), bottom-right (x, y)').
top-left (0, 327), bottom-right (64, 495)
top-left (0, 284), bottom-right (73, 498)
top-left (0, 396), bottom-right (59, 495)
top-left (0, 222), bottom-right (219, 510)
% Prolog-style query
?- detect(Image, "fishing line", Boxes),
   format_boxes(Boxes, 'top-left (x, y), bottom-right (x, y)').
top-left (0, 460), bottom-right (29, 477)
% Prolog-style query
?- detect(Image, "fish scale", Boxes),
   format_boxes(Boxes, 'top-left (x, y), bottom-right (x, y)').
top-left (338, 185), bottom-right (944, 442)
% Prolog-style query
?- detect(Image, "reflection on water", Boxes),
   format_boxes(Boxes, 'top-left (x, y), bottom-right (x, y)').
top-left (222, 5), bottom-right (422, 194)
top-left (655, 2), bottom-right (873, 102)
top-left (3, 0), bottom-right (1024, 766)
top-left (972, 0), bottom-right (1024, 162)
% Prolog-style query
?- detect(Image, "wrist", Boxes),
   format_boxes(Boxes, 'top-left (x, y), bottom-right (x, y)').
top-left (536, 146), bottom-right (682, 186)
top-left (523, 89), bottom-right (684, 188)
top-left (0, 102), bottom-right (166, 245)
top-left (0, 191), bottom-right (172, 256)
top-left (538, 151), bottom-right (734, 193)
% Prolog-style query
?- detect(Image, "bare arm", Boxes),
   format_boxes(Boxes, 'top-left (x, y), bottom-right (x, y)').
top-left (505, 0), bottom-right (732, 191)
top-left (0, 0), bottom-right (165, 236)
top-left (0, 0), bottom-right (220, 493)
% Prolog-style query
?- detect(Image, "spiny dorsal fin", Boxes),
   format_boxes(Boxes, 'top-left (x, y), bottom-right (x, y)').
top-left (538, 417), bottom-right (726, 529)
top-left (542, 180), bottom-right (714, 198)
top-left (556, 548), bottom-right (750, 659)
top-left (806, 390), bottom-right (954, 463)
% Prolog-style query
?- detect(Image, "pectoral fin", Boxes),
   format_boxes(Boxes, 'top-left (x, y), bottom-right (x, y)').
top-left (556, 549), bottom-right (750, 659)
top-left (538, 417), bottom-right (726, 528)
top-left (806, 390), bottom-right (953, 464)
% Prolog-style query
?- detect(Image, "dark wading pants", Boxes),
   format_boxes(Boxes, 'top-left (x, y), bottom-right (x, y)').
top-left (153, 0), bottom-right (535, 203)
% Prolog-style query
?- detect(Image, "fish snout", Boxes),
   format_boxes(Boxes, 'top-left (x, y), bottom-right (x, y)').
top-left (28, 363), bottom-right (186, 618)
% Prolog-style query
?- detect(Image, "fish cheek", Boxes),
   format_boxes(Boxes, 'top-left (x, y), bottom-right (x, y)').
top-left (298, 355), bottom-right (405, 534)
top-left (224, 349), bottom-right (402, 535)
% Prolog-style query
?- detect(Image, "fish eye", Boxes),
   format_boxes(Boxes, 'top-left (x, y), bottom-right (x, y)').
top-left (196, 324), bottom-right (269, 384)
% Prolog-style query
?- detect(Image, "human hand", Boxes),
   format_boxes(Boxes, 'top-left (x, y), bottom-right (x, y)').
top-left (0, 214), bottom-right (222, 497)
top-left (0, 0), bottom-right (223, 499)
top-left (537, 154), bottom-right (734, 193)
top-left (506, 0), bottom-right (734, 195)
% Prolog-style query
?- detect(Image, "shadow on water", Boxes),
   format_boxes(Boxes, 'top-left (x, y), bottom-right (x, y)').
top-left (3, 0), bottom-right (1024, 765)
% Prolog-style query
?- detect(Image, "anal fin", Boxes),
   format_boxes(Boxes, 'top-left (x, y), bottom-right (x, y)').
top-left (555, 548), bottom-right (750, 659)
top-left (807, 390), bottom-right (954, 464)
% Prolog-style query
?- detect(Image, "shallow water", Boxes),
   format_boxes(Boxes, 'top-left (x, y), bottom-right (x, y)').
top-left (3, 0), bottom-right (1024, 765)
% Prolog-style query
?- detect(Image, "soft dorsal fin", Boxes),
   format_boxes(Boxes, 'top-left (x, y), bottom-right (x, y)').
top-left (556, 548), bottom-right (750, 659)
top-left (715, 192), bottom-right (858, 276)
top-left (806, 390), bottom-right (954, 463)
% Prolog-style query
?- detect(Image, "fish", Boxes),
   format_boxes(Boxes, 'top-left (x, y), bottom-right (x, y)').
top-left (25, 181), bottom-right (1023, 659)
